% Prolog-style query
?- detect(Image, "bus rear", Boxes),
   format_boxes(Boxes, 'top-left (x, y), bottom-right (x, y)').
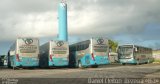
top-left (49, 41), bottom-right (69, 67)
top-left (91, 38), bottom-right (110, 65)
top-left (16, 38), bottom-right (39, 67)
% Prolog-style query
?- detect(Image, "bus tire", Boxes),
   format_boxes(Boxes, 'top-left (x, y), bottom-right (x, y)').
top-left (122, 63), bottom-right (126, 65)
top-left (91, 65), bottom-right (98, 68)
top-left (136, 60), bottom-right (140, 65)
top-left (13, 67), bottom-right (19, 70)
top-left (145, 61), bottom-right (148, 64)
top-left (78, 61), bottom-right (83, 68)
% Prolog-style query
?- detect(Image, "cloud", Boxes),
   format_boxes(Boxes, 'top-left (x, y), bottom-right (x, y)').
top-left (0, 0), bottom-right (160, 42)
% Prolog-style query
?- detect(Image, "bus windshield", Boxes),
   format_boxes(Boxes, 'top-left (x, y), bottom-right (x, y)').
top-left (118, 46), bottom-right (133, 58)
top-left (51, 41), bottom-right (69, 57)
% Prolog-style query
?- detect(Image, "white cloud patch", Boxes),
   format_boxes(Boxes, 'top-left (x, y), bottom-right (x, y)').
top-left (0, 0), bottom-right (160, 42)
top-left (0, 12), bottom-right (58, 40)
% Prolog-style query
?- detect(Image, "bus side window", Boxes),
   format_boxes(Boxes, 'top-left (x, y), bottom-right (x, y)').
top-left (82, 44), bottom-right (85, 50)
top-left (76, 45), bottom-right (79, 51)
top-left (78, 45), bottom-right (81, 50)
top-left (78, 45), bottom-right (80, 51)
top-left (84, 43), bottom-right (88, 50)
top-left (79, 45), bottom-right (81, 51)
top-left (80, 44), bottom-right (84, 51)
top-left (83, 44), bottom-right (86, 50)
top-left (75, 45), bottom-right (78, 51)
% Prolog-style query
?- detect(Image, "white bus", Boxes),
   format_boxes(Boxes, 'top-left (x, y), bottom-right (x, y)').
top-left (69, 37), bottom-right (110, 68)
top-left (7, 37), bottom-right (39, 68)
top-left (39, 40), bottom-right (69, 68)
top-left (117, 44), bottom-right (153, 65)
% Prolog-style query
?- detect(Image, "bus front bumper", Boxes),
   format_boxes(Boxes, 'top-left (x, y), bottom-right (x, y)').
top-left (119, 59), bottom-right (137, 64)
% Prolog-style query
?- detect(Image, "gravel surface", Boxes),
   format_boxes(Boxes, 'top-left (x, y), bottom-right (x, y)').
top-left (0, 64), bottom-right (159, 78)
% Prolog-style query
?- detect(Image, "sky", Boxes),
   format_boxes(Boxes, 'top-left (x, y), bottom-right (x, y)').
top-left (0, 0), bottom-right (160, 54)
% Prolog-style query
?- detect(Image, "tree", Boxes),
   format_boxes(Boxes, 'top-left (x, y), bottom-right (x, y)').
top-left (108, 39), bottom-right (118, 52)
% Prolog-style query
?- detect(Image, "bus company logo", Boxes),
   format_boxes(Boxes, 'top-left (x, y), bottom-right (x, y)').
top-left (23, 39), bottom-right (33, 45)
top-left (97, 38), bottom-right (104, 44)
top-left (56, 41), bottom-right (64, 47)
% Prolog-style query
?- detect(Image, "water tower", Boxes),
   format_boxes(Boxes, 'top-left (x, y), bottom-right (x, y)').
top-left (58, 0), bottom-right (68, 41)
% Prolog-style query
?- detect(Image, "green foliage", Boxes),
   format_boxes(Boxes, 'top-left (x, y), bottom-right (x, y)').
top-left (154, 59), bottom-right (160, 63)
top-left (108, 39), bottom-right (118, 52)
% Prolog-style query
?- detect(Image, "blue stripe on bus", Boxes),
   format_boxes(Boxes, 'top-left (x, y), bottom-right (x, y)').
top-left (49, 58), bottom-right (68, 67)
top-left (94, 56), bottom-right (110, 65)
top-left (10, 55), bottom-right (39, 67)
top-left (119, 59), bottom-right (137, 64)
top-left (80, 54), bottom-right (96, 67)
top-left (75, 53), bottom-right (110, 67)
top-left (119, 59), bottom-right (149, 64)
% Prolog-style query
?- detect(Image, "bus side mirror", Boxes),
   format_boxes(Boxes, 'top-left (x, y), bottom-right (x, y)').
top-left (134, 48), bottom-right (137, 52)
top-left (116, 47), bottom-right (118, 52)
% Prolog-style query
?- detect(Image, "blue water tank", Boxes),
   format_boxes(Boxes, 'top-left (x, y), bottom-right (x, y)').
top-left (58, 1), bottom-right (68, 41)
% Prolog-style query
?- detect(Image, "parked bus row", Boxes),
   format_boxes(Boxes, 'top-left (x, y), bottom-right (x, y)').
top-left (6, 37), bottom-right (153, 69)
top-left (7, 37), bottom-right (110, 69)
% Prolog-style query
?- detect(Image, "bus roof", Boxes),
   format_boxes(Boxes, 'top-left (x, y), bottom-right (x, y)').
top-left (69, 40), bottom-right (90, 47)
top-left (17, 37), bottom-right (38, 39)
top-left (70, 37), bottom-right (108, 45)
top-left (119, 44), bottom-right (152, 49)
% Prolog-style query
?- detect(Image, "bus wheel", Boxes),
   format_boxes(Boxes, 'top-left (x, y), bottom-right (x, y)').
top-left (145, 61), bottom-right (148, 64)
top-left (122, 63), bottom-right (126, 65)
top-left (78, 61), bottom-right (83, 68)
top-left (91, 65), bottom-right (98, 68)
top-left (136, 61), bottom-right (140, 65)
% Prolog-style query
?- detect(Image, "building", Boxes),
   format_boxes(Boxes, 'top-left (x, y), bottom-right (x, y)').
top-left (153, 50), bottom-right (160, 59)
